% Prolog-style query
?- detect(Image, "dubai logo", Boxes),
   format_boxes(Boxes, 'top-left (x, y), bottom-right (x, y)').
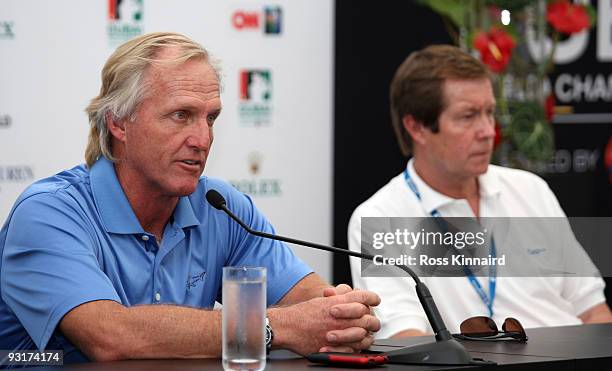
top-left (231, 6), bottom-right (282, 35)
top-left (229, 152), bottom-right (282, 197)
top-left (0, 21), bottom-right (15, 39)
top-left (605, 137), bottom-right (612, 184)
top-left (238, 70), bottom-right (273, 126)
top-left (107, 0), bottom-right (143, 45)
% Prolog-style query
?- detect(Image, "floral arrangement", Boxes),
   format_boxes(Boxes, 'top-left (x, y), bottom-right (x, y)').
top-left (419, 0), bottom-right (596, 170)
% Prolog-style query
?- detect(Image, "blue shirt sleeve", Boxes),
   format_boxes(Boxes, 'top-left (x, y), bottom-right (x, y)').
top-left (212, 181), bottom-right (313, 306)
top-left (1, 191), bottom-right (121, 351)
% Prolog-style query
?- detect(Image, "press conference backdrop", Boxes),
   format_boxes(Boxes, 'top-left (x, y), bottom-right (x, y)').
top-left (0, 0), bottom-right (334, 281)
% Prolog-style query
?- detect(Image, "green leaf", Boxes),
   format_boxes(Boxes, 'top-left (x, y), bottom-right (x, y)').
top-left (484, 0), bottom-right (536, 12)
top-left (586, 5), bottom-right (597, 29)
top-left (418, 0), bottom-right (467, 28)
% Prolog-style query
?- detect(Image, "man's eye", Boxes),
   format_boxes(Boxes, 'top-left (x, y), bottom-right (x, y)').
top-left (207, 113), bottom-right (219, 126)
top-left (173, 111), bottom-right (189, 121)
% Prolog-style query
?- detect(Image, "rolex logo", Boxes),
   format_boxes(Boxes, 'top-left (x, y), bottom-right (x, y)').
top-left (248, 152), bottom-right (263, 175)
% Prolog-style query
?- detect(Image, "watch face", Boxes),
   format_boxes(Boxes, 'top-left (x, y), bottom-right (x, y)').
top-left (265, 324), bottom-right (273, 347)
top-left (265, 327), bottom-right (272, 344)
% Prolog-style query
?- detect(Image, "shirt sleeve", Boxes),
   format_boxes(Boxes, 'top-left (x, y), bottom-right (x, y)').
top-left (348, 207), bottom-right (430, 338)
top-left (1, 192), bottom-right (121, 351)
top-left (536, 181), bottom-right (608, 317)
top-left (221, 186), bottom-right (313, 306)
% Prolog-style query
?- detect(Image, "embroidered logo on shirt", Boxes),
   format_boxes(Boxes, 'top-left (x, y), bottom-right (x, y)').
top-left (527, 248), bottom-right (547, 255)
top-left (186, 271), bottom-right (206, 290)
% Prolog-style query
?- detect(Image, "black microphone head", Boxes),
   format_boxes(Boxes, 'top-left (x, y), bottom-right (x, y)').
top-left (206, 189), bottom-right (227, 210)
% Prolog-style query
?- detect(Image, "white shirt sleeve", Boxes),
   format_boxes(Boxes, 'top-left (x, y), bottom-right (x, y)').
top-left (537, 180), bottom-right (608, 317)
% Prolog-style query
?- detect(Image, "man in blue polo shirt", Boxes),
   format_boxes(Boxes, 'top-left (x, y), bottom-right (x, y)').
top-left (0, 32), bottom-right (380, 363)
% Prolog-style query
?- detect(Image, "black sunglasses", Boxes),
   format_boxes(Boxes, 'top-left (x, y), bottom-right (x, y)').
top-left (452, 316), bottom-right (528, 342)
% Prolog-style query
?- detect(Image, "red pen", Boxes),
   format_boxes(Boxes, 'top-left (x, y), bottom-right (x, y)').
top-left (306, 352), bottom-right (388, 367)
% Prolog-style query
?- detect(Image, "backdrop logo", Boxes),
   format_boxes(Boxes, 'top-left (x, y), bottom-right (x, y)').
top-left (0, 21), bottom-right (15, 39)
top-left (231, 6), bottom-right (282, 35)
top-left (239, 69), bottom-right (273, 126)
top-left (0, 114), bottom-right (11, 129)
top-left (263, 6), bottom-right (282, 34)
top-left (248, 152), bottom-right (263, 175)
top-left (537, 148), bottom-right (600, 174)
top-left (229, 152), bottom-right (282, 197)
top-left (107, 0), bottom-right (143, 44)
top-left (0, 166), bottom-right (34, 183)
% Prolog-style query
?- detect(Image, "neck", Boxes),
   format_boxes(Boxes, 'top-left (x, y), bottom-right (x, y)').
top-left (114, 162), bottom-right (177, 241)
top-left (412, 158), bottom-right (480, 216)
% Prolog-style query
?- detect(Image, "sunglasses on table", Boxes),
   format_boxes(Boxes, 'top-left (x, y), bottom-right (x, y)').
top-left (452, 316), bottom-right (528, 342)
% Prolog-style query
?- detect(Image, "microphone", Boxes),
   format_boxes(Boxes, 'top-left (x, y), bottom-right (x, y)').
top-left (206, 189), bottom-right (488, 365)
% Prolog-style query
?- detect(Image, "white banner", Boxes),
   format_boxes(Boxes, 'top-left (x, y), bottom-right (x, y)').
top-left (0, 0), bottom-right (333, 280)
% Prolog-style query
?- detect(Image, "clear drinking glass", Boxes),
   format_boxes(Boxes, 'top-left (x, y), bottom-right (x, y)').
top-left (222, 266), bottom-right (267, 371)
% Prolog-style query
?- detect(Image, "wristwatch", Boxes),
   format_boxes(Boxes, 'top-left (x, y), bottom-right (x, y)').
top-left (265, 317), bottom-right (274, 353)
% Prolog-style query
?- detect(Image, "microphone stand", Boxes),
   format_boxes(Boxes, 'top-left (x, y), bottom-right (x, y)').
top-left (207, 190), bottom-right (488, 365)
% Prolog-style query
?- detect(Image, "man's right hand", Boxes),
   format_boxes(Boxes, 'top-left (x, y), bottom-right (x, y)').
top-left (268, 289), bottom-right (381, 355)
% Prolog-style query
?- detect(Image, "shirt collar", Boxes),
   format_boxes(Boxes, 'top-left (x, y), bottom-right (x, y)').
top-left (90, 157), bottom-right (199, 234)
top-left (406, 159), bottom-right (502, 214)
top-left (478, 166), bottom-right (502, 199)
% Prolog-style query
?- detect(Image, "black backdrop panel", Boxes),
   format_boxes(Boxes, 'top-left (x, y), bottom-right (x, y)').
top-left (332, 1), bottom-right (612, 306)
top-left (333, 0), bottom-right (452, 287)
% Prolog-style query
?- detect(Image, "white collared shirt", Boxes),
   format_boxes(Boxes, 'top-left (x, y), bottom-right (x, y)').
top-left (348, 159), bottom-right (606, 338)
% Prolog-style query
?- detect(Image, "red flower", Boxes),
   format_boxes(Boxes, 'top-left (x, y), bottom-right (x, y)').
top-left (494, 121), bottom-right (503, 149)
top-left (547, 0), bottom-right (590, 35)
top-left (605, 137), bottom-right (612, 184)
top-left (473, 28), bottom-right (516, 73)
top-left (544, 94), bottom-right (555, 123)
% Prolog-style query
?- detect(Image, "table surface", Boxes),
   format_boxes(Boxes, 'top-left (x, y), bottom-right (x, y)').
top-left (18, 323), bottom-right (612, 370)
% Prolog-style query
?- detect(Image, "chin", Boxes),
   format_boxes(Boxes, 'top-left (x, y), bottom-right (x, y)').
top-left (469, 162), bottom-right (490, 176)
top-left (168, 181), bottom-right (200, 197)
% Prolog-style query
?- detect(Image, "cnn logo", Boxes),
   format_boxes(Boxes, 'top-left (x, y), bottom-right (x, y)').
top-left (232, 11), bottom-right (259, 30)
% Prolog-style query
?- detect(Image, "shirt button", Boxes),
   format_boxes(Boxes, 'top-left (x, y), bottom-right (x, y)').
top-left (155, 292), bottom-right (161, 302)
top-left (141, 235), bottom-right (150, 241)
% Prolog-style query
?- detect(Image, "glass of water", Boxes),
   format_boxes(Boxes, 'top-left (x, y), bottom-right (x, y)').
top-left (222, 266), bottom-right (267, 371)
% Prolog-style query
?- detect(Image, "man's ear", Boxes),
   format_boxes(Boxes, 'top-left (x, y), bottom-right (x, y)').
top-left (402, 115), bottom-right (427, 146)
top-left (106, 111), bottom-right (127, 143)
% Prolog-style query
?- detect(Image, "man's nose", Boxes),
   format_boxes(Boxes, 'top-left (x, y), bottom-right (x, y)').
top-left (186, 119), bottom-right (212, 150)
top-left (477, 115), bottom-right (496, 139)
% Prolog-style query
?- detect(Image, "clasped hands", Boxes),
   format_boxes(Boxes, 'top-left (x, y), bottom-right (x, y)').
top-left (272, 284), bottom-right (381, 355)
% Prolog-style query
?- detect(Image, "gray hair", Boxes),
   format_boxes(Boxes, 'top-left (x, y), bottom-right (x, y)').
top-left (84, 32), bottom-right (222, 167)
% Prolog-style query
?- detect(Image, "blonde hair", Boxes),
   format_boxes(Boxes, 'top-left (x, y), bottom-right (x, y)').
top-left (84, 32), bottom-right (221, 167)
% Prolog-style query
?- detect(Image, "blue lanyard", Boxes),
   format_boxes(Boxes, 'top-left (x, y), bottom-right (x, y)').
top-left (403, 167), bottom-right (496, 317)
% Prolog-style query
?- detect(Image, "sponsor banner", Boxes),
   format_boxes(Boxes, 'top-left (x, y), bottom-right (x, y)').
top-left (360, 217), bottom-right (611, 277)
top-left (0, 0), bottom-right (333, 281)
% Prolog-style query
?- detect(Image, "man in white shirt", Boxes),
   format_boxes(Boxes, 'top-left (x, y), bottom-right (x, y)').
top-left (348, 45), bottom-right (612, 339)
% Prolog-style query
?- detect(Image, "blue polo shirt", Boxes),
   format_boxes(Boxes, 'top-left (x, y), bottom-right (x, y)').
top-left (0, 157), bottom-right (312, 362)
